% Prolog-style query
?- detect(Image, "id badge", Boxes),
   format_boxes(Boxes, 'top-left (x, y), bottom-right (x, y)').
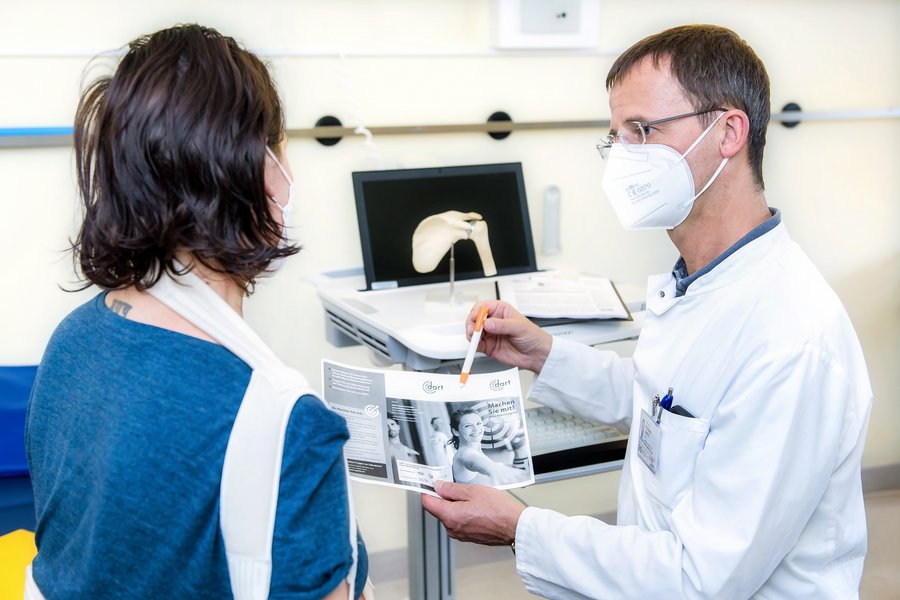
top-left (638, 409), bottom-right (661, 473)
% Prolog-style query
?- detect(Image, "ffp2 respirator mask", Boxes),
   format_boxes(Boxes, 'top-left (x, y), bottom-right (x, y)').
top-left (601, 114), bottom-right (728, 230)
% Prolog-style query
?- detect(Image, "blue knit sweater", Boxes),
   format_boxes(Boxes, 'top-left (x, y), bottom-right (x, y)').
top-left (26, 292), bottom-right (367, 599)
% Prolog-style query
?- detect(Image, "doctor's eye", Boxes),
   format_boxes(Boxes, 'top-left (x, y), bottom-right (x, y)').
top-left (621, 121), bottom-right (646, 144)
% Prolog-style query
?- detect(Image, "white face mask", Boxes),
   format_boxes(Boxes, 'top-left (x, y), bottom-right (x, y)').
top-left (265, 147), bottom-right (295, 273)
top-left (601, 114), bottom-right (728, 230)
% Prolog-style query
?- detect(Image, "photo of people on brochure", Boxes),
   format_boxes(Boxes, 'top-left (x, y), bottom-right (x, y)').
top-left (322, 360), bottom-right (535, 495)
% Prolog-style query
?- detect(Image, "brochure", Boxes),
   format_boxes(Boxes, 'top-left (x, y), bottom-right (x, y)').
top-left (322, 359), bottom-right (535, 496)
top-left (497, 274), bottom-right (631, 320)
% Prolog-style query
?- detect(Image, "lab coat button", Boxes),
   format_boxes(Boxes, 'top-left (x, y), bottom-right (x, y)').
top-left (658, 290), bottom-right (666, 298)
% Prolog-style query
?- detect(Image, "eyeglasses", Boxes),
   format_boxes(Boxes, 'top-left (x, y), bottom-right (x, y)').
top-left (596, 107), bottom-right (726, 159)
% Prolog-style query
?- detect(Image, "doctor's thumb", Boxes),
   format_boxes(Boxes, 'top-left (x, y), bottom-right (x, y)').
top-left (432, 479), bottom-right (469, 501)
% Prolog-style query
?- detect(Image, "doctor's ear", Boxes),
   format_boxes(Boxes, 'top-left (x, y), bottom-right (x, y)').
top-left (719, 109), bottom-right (751, 160)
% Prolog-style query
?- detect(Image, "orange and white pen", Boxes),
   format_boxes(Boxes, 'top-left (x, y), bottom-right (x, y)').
top-left (459, 305), bottom-right (489, 387)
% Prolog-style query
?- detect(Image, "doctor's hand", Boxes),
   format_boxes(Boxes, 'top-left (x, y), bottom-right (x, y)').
top-left (466, 300), bottom-right (553, 374)
top-left (421, 480), bottom-right (525, 546)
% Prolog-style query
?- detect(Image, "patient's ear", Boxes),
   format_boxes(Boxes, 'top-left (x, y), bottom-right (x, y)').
top-left (264, 179), bottom-right (276, 199)
top-left (263, 147), bottom-right (291, 204)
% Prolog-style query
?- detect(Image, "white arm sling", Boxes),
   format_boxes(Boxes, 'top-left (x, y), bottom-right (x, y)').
top-left (25, 267), bottom-right (360, 600)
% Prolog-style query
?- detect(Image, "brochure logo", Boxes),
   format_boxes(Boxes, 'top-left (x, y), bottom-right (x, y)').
top-left (364, 404), bottom-right (380, 417)
top-left (490, 378), bottom-right (511, 391)
top-left (422, 381), bottom-right (443, 394)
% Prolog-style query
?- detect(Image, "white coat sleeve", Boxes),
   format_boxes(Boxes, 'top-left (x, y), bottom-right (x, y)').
top-left (528, 337), bottom-right (633, 432)
top-left (515, 343), bottom-right (867, 599)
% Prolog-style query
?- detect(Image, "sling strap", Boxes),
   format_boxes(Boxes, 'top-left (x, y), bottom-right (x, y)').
top-left (148, 268), bottom-right (358, 600)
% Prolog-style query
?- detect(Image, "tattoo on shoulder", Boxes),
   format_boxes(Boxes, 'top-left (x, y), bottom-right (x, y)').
top-left (110, 299), bottom-right (133, 318)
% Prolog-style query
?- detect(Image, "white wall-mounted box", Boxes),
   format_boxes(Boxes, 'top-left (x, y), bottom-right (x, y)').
top-left (492, 0), bottom-right (600, 49)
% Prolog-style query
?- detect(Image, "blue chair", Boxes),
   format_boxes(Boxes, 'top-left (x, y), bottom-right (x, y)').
top-left (0, 366), bottom-right (37, 535)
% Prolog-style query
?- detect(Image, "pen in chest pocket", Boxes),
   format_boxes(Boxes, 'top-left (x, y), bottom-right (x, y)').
top-left (661, 388), bottom-right (674, 411)
top-left (653, 388), bottom-right (676, 424)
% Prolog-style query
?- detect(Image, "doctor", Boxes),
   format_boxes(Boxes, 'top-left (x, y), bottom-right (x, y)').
top-left (423, 24), bottom-right (873, 599)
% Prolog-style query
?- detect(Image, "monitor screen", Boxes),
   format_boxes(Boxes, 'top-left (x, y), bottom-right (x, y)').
top-left (353, 163), bottom-right (537, 290)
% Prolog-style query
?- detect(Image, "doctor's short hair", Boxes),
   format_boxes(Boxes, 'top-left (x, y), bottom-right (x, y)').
top-left (71, 23), bottom-right (296, 292)
top-left (606, 24), bottom-right (770, 191)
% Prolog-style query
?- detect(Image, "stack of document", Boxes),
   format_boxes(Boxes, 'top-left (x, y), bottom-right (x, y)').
top-left (497, 274), bottom-right (631, 320)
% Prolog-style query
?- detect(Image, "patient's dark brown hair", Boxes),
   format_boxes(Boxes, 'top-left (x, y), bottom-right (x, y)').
top-left (72, 24), bottom-right (295, 292)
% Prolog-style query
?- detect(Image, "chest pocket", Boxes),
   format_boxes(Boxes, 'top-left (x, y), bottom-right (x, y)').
top-left (645, 411), bottom-right (710, 509)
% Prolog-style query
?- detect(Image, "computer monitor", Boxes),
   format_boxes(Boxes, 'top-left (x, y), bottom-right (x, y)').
top-left (353, 163), bottom-right (538, 290)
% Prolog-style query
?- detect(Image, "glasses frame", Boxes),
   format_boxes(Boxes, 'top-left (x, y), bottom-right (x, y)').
top-left (596, 107), bottom-right (726, 159)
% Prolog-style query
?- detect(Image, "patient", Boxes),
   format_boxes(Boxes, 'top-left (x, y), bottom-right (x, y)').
top-left (449, 409), bottom-right (526, 486)
top-left (429, 416), bottom-right (454, 466)
top-left (25, 24), bottom-right (367, 599)
top-left (387, 416), bottom-right (421, 463)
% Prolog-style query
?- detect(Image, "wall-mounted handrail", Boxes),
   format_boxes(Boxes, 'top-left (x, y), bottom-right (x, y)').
top-left (2, 108), bottom-right (897, 149)
top-left (287, 119), bottom-right (610, 138)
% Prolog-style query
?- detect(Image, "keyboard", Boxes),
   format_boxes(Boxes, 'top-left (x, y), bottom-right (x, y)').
top-left (525, 405), bottom-right (626, 456)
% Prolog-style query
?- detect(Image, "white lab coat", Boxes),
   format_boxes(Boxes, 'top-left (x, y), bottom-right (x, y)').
top-left (516, 223), bottom-right (872, 599)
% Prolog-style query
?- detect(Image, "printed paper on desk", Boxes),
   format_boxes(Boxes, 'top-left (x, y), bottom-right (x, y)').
top-left (322, 360), bottom-right (535, 496)
top-left (497, 274), bottom-right (631, 320)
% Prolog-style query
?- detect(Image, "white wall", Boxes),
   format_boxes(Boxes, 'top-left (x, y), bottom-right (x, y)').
top-left (1, 0), bottom-right (897, 556)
